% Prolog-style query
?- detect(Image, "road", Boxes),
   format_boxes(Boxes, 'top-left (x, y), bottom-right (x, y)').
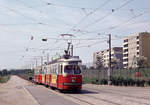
top-left (0, 76), bottom-right (150, 105)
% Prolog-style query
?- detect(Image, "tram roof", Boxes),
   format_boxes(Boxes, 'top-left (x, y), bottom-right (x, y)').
top-left (47, 56), bottom-right (81, 64)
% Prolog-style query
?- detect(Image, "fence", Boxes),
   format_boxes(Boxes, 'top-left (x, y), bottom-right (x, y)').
top-left (82, 68), bottom-right (150, 86)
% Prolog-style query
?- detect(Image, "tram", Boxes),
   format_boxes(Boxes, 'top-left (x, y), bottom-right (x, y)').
top-left (34, 54), bottom-right (82, 91)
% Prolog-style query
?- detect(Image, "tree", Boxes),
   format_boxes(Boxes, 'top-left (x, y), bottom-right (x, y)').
top-left (96, 56), bottom-right (104, 69)
top-left (111, 58), bottom-right (120, 69)
top-left (0, 71), bottom-right (2, 76)
top-left (137, 56), bottom-right (148, 68)
top-left (2, 69), bottom-right (8, 76)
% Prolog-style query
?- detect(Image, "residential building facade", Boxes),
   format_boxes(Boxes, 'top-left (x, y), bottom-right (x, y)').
top-left (93, 47), bottom-right (123, 69)
top-left (123, 32), bottom-right (150, 69)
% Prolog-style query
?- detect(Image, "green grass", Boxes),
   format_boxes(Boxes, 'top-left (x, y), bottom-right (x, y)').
top-left (0, 75), bottom-right (10, 83)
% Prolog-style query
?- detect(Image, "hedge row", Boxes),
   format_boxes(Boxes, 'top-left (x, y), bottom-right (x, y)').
top-left (0, 76), bottom-right (10, 83)
top-left (82, 77), bottom-right (150, 87)
top-left (111, 77), bottom-right (150, 87)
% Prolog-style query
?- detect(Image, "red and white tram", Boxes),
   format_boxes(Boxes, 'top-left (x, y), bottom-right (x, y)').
top-left (34, 55), bottom-right (82, 91)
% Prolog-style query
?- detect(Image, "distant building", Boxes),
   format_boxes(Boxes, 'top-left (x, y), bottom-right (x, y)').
top-left (123, 32), bottom-right (150, 69)
top-left (93, 47), bottom-right (123, 69)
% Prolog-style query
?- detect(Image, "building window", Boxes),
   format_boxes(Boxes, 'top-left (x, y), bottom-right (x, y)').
top-left (137, 47), bottom-right (139, 50)
top-left (123, 58), bottom-right (128, 62)
top-left (124, 44), bottom-right (128, 47)
top-left (124, 49), bottom-right (128, 53)
top-left (124, 64), bottom-right (128, 67)
top-left (124, 54), bottom-right (128, 57)
top-left (124, 39), bottom-right (128, 43)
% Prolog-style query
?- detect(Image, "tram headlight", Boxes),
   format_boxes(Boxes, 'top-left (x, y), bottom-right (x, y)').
top-left (63, 73), bottom-right (67, 77)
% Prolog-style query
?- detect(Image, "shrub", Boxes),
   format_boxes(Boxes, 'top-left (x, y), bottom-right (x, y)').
top-left (0, 76), bottom-right (10, 83)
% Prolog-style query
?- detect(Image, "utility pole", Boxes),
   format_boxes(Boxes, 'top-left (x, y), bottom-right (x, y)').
top-left (41, 56), bottom-right (43, 66)
top-left (47, 53), bottom-right (49, 63)
top-left (108, 34), bottom-right (112, 85)
top-left (35, 58), bottom-right (38, 67)
top-left (67, 42), bottom-right (71, 55)
top-left (71, 44), bottom-right (73, 56)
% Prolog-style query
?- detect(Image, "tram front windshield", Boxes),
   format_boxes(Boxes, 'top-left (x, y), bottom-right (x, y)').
top-left (64, 65), bottom-right (81, 74)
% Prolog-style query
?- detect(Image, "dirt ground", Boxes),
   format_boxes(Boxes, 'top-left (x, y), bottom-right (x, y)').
top-left (0, 76), bottom-right (39, 105)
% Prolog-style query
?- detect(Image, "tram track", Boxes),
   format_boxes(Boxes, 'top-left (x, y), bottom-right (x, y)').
top-left (83, 87), bottom-right (150, 105)
top-left (64, 93), bottom-right (120, 105)
top-left (85, 86), bottom-right (150, 101)
top-left (63, 94), bottom-right (95, 105)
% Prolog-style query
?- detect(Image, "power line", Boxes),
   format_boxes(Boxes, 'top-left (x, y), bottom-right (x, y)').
top-left (80, 0), bottom-right (135, 30)
top-left (86, 9), bottom-right (150, 33)
top-left (15, 0), bottom-right (44, 13)
top-left (74, 40), bottom-right (107, 49)
top-left (0, 4), bottom-right (37, 22)
top-left (42, 37), bottom-right (107, 41)
top-left (0, 23), bottom-right (41, 26)
top-left (66, 0), bottom-right (111, 33)
top-left (39, 0), bottom-right (99, 10)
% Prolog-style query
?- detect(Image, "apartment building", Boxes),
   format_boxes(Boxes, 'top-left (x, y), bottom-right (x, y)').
top-left (123, 32), bottom-right (150, 69)
top-left (93, 47), bottom-right (123, 69)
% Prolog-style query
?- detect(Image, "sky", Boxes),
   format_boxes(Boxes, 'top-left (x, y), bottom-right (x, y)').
top-left (0, 0), bottom-right (150, 69)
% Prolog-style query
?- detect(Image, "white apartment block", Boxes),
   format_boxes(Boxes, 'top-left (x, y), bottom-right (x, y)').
top-left (93, 47), bottom-right (123, 69)
top-left (123, 32), bottom-right (150, 69)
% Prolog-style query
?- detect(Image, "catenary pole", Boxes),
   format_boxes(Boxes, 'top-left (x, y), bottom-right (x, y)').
top-left (108, 34), bottom-right (112, 85)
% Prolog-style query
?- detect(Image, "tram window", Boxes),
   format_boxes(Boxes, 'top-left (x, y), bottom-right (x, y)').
top-left (64, 66), bottom-right (74, 74)
top-left (74, 66), bottom-right (81, 74)
top-left (64, 65), bottom-right (81, 74)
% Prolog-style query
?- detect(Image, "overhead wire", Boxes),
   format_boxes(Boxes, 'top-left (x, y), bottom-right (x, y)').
top-left (41, 37), bottom-right (107, 41)
top-left (79, 0), bottom-right (135, 30)
top-left (66, 0), bottom-right (112, 34)
top-left (39, 0), bottom-right (97, 10)
top-left (85, 9), bottom-right (150, 33)
top-left (74, 40), bottom-right (107, 49)
top-left (15, 0), bottom-right (44, 13)
top-left (0, 4), bottom-right (37, 22)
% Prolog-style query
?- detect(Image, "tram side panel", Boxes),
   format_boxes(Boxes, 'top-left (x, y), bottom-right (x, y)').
top-left (50, 74), bottom-right (57, 88)
top-left (57, 75), bottom-right (64, 89)
top-left (38, 74), bottom-right (42, 84)
top-left (45, 74), bottom-right (50, 86)
top-left (35, 75), bottom-right (38, 83)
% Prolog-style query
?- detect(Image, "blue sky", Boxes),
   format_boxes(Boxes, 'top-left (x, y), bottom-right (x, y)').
top-left (0, 0), bottom-right (150, 69)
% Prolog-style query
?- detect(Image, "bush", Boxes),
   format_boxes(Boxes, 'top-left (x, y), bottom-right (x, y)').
top-left (0, 76), bottom-right (10, 83)
top-left (112, 77), bottom-right (119, 86)
top-left (100, 79), bottom-right (108, 85)
top-left (148, 80), bottom-right (150, 86)
top-left (128, 78), bottom-right (135, 86)
top-left (144, 80), bottom-right (150, 87)
top-left (118, 77), bottom-right (124, 86)
top-left (82, 76), bottom-right (150, 87)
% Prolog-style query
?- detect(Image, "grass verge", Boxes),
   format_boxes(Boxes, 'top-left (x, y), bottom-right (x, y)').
top-left (0, 75), bottom-right (10, 83)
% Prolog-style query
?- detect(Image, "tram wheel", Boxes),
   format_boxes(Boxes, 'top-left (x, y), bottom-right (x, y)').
top-left (50, 86), bottom-right (56, 90)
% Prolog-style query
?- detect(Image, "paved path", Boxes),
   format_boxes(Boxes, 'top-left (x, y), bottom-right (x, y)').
top-left (26, 85), bottom-right (78, 105)
top-left (0, 76), bottom-right (39, 105)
